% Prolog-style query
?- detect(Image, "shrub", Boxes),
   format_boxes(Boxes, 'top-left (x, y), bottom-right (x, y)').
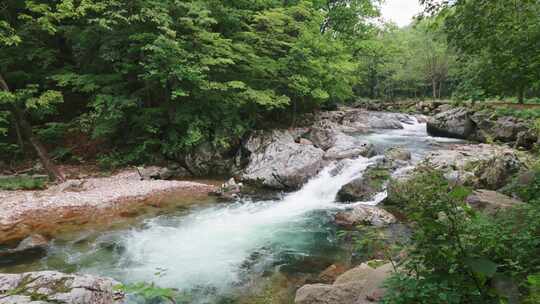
top-left (383, 170), bottom-right (540, 303)
top-left (0, 175), bottom-right (47, 190)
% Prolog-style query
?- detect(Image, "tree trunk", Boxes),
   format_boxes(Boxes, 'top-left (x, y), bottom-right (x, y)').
top-left (518, 87), bottom-right (525, 104)
top-left (11, 116), bottom-right (24, 153)
top-left (432, 78), bottom-right (437, 100)
top-left (0, 74), bottom-right (65, 182)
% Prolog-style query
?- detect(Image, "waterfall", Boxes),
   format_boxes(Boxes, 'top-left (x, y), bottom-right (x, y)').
top-left (115, 156), bottom-right (380, 294)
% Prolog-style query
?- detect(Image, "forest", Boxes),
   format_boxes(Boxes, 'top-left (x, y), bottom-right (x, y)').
top-left (1, 1), bottom-right (540, 304)
top-left (1, 0), bottom-right (538, 176)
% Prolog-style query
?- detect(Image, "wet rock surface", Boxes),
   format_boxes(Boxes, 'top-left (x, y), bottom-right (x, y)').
top-left (336, 165), bottom-right (390, 203)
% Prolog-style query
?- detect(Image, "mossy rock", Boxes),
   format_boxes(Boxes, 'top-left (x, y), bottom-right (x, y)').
top-left (337, 165), bottom-right (391, 202)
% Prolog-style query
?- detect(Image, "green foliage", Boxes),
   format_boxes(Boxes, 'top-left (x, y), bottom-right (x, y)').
top-left (0, 0), bottom-right (376, 163)
top-left (384, 169), bottom-right (540, 303)
top-left (424, 0), bottom-right (540, 103)
top-left (502, 164), bottom-right (540, 202)
top-left (495, 108), bottom-right (540, 120)
top-left (525, 274), bottom-right (540, 304)
top-left (0, 175), bottom-right (47, 190)
top-left (116, 282), bottom-right (190, 304)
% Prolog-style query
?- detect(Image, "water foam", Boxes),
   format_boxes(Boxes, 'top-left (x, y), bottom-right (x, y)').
top-left (116, 156), bottom-right (379, 293)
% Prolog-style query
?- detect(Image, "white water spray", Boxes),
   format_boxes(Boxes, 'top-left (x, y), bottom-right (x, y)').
top-left (116, 156), bottom-right (379, 293)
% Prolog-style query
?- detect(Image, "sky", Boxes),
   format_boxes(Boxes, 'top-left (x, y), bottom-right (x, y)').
top-left (380, 0), bottom-right (423, 27)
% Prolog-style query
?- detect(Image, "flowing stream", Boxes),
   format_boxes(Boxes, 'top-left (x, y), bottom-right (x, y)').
top-left (0, 118), bottom-right (463, 303)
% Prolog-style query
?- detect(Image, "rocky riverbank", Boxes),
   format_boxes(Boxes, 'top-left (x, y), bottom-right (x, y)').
top-left (0, 104), bottom-right (537, 304)
top-left (0, 170), bottom-right (216, 244)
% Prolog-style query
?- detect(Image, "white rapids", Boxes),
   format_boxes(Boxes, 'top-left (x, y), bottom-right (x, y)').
top-left (2, 117), bottom-right (463, 302)
top-left (114, 155), bottom-right (380, 292)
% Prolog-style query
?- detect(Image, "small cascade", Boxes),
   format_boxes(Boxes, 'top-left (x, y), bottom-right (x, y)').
top-left (115, 156), bottom-right (380, 294)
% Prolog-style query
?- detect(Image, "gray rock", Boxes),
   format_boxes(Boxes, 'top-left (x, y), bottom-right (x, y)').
top-left (341, 110), bottom-right (405, 131)
top-left (427, 107), bottom-right (475, 139)
top-left (211, 178), bottom-right (242, 200)
top-left (422, 144), bottom-right (522, 189)
top-left (241, 130), bottom-right (325, 189)
top-left (334, 205), bottom-right (396, 228)
top-left (336, 165), bottom-right (389, 202)
top-left (13, 234), bottom-right (48, 253)
top-left (309, 120), bottom-right (341, 150)
top-left (295, 262), bottom-right (394, 304)
top-left (466, 190), bottom-right (523, 215)
top-left (324, 133), bottom-right (374, 160)
top-left (471, 112), bottom-right (529, 142)
top-left (0, 271), bottom-right (123, 304)
top-left (384, 147), bottom-right (411, 163)
top-left (515, 130), bottom-right (538, 149)
top-left (0, 234), bottom-right (48, 259)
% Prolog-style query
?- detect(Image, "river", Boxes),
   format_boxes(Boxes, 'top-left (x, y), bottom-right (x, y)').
top-left (0, 118), bottom-right (463, 303)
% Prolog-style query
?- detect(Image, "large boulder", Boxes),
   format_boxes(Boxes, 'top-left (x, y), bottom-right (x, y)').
top-left (241, 130), bottom-right (325, 189)
top-left (466, 190), bottom-right (523, 215)
top-left (427, 107), bottom-right (475, 139)
top-left (341, 110), bottom-right (406, 131)
top-left (0, 271), bottom-right (123, 304)
top-left (422, 144), bottom-right (522, 189)
top-left (295, 262), bottom-right (394, 304)
top-left (323, 133), bottom-right (374, 160)
top-left (471, 112), bottom-right (529, 142)
top-left (334, 206), bottom-right (396, 229)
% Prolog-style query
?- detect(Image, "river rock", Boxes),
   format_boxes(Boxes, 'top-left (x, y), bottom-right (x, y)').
top-left (471, 112), bottom-right (529, 142)
top-left (241, 130), bottom-right (325, 189)
top-left (295, 262), bottom-right (394, 304)
top-left (336, 165), bottom-right (389, 202)
top-left (384, 147), bottom-right (411, 163)
top-left (427, 107), bottom-right (475, 139)
top-left (422, 144), bottom-right (522, 189)
top-left (334, 206), bottom-right (396, 228)
top-left (0, 234), bottom-right (48, 262)
top-left (309, 120), bottom-right (342, 150)
top-left (211, 178), bottom-right (242, 200)
top-left (341, 110), bottom-right (405, 130)
top-left (515, 130), bottom-right (538, 149)
top-left (318, 264), bottom-right (347, 284)
top-left (0, 271), bottom-right (123, 304)
top-left (324, 133), bottom-right (374, 160)
top-left (466, 190), bottom-right (523, 215)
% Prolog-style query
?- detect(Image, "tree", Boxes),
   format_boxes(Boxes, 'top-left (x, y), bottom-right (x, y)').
top-left (422, 0), bottom-right (540, 103)
top-left (0, 3), bottom-right (67, 181)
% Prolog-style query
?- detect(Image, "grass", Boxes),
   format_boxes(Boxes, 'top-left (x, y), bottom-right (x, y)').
top-left (0, 175), bottom-right (48, 190)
